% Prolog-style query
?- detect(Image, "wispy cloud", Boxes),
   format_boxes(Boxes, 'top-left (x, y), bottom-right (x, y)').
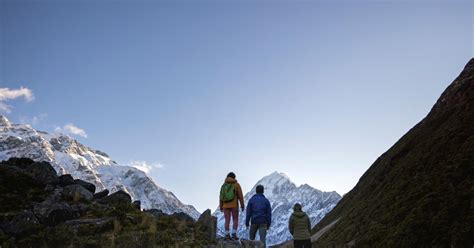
top-left (0, 87), bottom-right (34, 113)
top-left (129, 160), bottom-right (164, 174)
top-left (55, 123), bottom-right (88, 138)
top-left (19, 113), bottom-right (48, 126)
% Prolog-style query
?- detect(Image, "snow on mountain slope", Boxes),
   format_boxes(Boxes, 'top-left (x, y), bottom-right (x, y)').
top-left (0, 116), bottom-right (200, 219)
top-left (213, 172), bottom-right (341, 246)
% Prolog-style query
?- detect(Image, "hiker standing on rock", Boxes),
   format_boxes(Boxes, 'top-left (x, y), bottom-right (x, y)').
top-left (245, 184), bottom-right (272, 247)
top-left (289, 203), bottom-right (312, 248)
top-left (220, 172), bottom-right (245, 240)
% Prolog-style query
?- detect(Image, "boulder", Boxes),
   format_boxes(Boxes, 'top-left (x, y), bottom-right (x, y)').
top-left (58, 174), bottom-right (75, 187)
top-left (197, 209), bottom-right (217, 243)
top-left (74, 179), bottom-right (96, 193)
top-left (33, 202), bottom-right (78, 226)
top-left (62, 185), bottom-right (93, 202)
top-left (145, 208), bottom-right (194, 222)
top-left (15, 161), bottom-right (58, 186)
top-left (171, 212), bottom-right (195, 223)
top-left (97, 190), bottom-right (131, 206)
top-left (2, 210), bottom-right (40, 237)
top-left (93, 189), bottom-right (109, 200)
top-left (132, 200), bottom-right (141, 210)
top-left (144, 208), bottom-right (167, 218)
top-left (5, 157), bottom-right (35, 168)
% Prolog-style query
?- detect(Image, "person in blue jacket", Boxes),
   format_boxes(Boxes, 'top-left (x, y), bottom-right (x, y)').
top-left (245, 184), bottom-right (272, 246)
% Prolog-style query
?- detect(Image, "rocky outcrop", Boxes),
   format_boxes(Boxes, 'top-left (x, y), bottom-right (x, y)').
top-left (93, 189), bottom-right (109, 199)
top-left (0, 158), bottom-right (219, 247)
top-left (197, 209), bottom-right (218, 243)
top-left (97, 190), bottom-right (131, 206)
top-left (74, 179), bottom-right (96, 194)
top-left (62, 184), bottom-right (94, 202)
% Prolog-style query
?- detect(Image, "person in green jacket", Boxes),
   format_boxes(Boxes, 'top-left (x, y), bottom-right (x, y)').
top-left (288, 203), bottom-right (312, 248)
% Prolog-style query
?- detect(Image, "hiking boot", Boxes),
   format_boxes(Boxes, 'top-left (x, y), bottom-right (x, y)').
top-left (232, 233), bottom-right (239, 240)
top-left (224, 234), bottom-right (231, 241)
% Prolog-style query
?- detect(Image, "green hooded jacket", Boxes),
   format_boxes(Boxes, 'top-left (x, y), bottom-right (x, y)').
top-left (289, 211), bottom-right (311, 240)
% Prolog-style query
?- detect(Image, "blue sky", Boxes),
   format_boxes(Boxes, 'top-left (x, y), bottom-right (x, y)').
top-left (1, 0), bottom-right (472, 212)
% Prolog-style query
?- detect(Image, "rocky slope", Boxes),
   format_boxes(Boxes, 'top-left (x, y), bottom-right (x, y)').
top-left (0, 117), bottom-right (200, 219)
top-left (214, 172), bottom-right (341, 246)
top-left (0, 158), bottom-right (217, 247)
top-left (310, 59), bottom-right (474, 247)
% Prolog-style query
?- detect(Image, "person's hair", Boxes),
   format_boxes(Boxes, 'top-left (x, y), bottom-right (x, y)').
top-left (227, 172), bottom-right (236, 179)
top-left (256, 185), bottom-right (264, 194)
top-left (293, 203), bottom-right (302, 212)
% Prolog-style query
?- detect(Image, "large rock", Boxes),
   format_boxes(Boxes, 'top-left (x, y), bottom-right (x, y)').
top-left (145, 208), bottom-right (195, 222)
top-left (132, 200), bottom-right (141, 210)
top-left (62, 185), bottom-right (93, 202)
top-left (58, 174), bottom-right (75, 187)
top-left (4, 157), bottom-right (35, 168)
top-left (7, 159), bottom-right (58, 186)
top-left (144, 208), bottom-right (167, 218)
top-left (33, 202), bottom-right (78, 226)
top-left (74, 179), bottom-right (96, 194)
top-left (97, 190), bottom-right (131, 206)
top-left (93, 189), bottom-right (109, 200)
top-left (2, 210), bottom-right (40, 237)
top-left (197, 209), bottom-right (217, 243)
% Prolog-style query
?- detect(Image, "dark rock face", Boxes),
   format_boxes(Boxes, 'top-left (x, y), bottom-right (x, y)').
top-left (197, 209), bottom-right (218, 243)
top-left (62, 185), bottom-right (93, 202)
top-left (312, 59), bottom-right (474, 247)
top-left (2, 210), bottom-right (40, 237)
top-left (58, 174), bottom-right (75, 187)
top-left (132, 200), bottom-right (141, 210)
top-left (144, 208), bottom-right (195, 222)
top-left (34, 202), bottom-right (77, 226)
top-left (97, 190), bottom-right (131, 206)
top-left (7, 159), bottom-right (58, 186)
top-left (74, 179), bottom-right (96, 193)
top-left (93, 189), bottom-right (109, 200)
top-left (144, 208), bottom-right (167, 218)
top-left (0, 158), bottom-right (217, 247)
top-left (4, 157), bottom-right (35, 168)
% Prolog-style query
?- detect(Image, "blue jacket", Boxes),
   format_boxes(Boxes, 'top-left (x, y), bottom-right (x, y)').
top-left (245, 193), bottom-right (272, 227)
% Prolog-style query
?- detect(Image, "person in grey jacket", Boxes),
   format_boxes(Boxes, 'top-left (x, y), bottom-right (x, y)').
top-left (288, 203), bottom-right (312, 248)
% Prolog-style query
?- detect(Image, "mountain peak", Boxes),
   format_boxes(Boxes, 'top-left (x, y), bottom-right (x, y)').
top-left (257, 171), bottom-right (291, 186)
top-left (0, 115), bottom-right (11, 128)
top-left (269, 171), bottom-right (289, 179)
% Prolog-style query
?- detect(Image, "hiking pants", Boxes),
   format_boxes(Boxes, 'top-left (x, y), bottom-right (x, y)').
top-left (224, 208), bottom-right (239, 231)
top-left (249, 223), bottom-right (267, 247)
top-left (294, 239), bottom-right (312, 248)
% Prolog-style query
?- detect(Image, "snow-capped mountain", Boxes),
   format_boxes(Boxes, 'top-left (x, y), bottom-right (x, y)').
top-left (0, 115), bottom-right (200, 219)
top-left (214, 172), bottom-right (341, 246)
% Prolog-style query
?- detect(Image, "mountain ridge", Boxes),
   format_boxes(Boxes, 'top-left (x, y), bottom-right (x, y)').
top-left (309, 58), bottom-right (474, 247)
top-left (0, 117), bottom-right (200, 219)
